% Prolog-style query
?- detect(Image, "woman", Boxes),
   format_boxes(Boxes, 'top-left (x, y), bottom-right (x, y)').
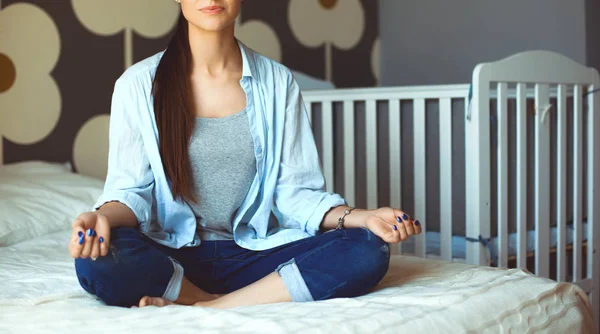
top-left (69, 0), bottom-right (422, 308)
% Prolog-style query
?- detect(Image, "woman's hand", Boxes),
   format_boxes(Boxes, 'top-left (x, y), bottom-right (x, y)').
top-left (363, 207), bottom-right (422, 244)
top-left (69, 212), bottom-right (111, 260)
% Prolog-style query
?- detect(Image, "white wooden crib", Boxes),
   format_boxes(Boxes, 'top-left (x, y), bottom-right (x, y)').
top-left (302, 50), bottom-right (599, 329)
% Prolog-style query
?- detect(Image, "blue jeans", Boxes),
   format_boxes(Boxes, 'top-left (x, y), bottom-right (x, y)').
top-left (74, 227), bottom-right (390, 307)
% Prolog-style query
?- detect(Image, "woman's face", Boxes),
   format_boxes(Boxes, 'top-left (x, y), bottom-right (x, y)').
top-left (180, 0), bottom-right (242, 32)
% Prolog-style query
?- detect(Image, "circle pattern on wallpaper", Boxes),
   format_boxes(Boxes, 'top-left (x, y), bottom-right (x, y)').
top-left (319, 0), bottom-right (338, 9)
top-left (0, 3), bottom-right (61, 145)
top-left (0, 53), bottom-right (16, 93)
top-left (235, 18), bottom-right (282, 62)
top-left (73, 115), bottom-right (110, 180)
top-left (71, 0), bottom-right (179, 37)
top-left (371, 38), bottom-right (380, 84)
top-left (288, 0), bottom-right (365, 49)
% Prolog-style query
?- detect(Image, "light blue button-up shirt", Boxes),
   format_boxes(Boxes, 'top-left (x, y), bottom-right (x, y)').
top-left (94, 40), bottom-right (346, 251)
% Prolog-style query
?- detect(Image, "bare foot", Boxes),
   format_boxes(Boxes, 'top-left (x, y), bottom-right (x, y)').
top-left (137, 293), bottom-right (224, 308)
top-left (138, 296), bottom-right (174, 308)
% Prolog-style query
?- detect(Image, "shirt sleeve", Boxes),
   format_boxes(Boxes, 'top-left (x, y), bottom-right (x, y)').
top-left (273, 73), bottom-right (346, 236)
top-left (93, 77), bottom-right (154, 228)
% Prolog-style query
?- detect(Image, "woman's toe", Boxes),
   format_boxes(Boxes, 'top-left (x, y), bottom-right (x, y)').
top-left (139, 296), bottom-right (152, 307)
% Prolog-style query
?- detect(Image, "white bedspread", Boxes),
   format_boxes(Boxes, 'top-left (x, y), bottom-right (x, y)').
top-left (0, 230), bottom-right (595, 333)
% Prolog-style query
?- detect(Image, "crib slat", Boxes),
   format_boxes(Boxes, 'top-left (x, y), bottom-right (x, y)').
top-left (388, 99), bottom-right (402, 209)
top-left (366, 100), bottom-right (378, 209)
top-left (343, 101), bottom-right (356, 207)
top-left (516, 83), bottom-right (527, 269)
top-left (388, 99), bottom-right (402, 254)
top-left (439, 98), bottom-right (452, 261)
top-left (321, 101), bottom-right (335, 193)
top-left (497, 83), bottom-right (509, 268)
top-left (414, 98), bottom-right (426, 257)
top-left (465, 79), bottom-right (491, 267)
top-left (556, 84), bottom-right (568, 282)
top-left (534, 84), bottom-right (550, 278)
top-left (573, 85), bottom-right (583, 282)
top-left (586, 82), bottom-right (600, 330)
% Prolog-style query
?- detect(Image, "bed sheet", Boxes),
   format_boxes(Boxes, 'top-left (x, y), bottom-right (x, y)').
top-left (0, 230), bottom-right (595, 333)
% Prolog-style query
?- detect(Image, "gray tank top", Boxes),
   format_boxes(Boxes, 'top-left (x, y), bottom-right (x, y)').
top-left (186, 108), bottom-right (256, 240)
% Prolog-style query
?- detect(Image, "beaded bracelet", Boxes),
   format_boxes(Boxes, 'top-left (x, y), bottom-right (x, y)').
top-left (335, 207), bottom-right (355, 230)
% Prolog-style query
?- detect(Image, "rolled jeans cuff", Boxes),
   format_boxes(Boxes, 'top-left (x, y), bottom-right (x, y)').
top-left (162, 257), bottom-right (184, 302)
top-left (275, 258), bottom-right (314, 302)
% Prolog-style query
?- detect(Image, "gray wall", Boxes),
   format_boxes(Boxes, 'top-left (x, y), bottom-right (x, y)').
top-left (380, 0), bottom-right (587, 86)
top-left (586, 0), bottom-right (600, 72)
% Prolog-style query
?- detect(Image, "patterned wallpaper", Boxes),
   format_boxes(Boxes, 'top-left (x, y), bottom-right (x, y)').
top-left (0, 0), bottom-right (379, 179)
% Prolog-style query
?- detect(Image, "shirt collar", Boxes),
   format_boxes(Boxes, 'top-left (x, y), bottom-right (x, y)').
top-left (237, 39), bottom-right (255, 79)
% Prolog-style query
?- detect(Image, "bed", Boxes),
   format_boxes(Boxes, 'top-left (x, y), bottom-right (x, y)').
top-left (1, 50), bottom-right (598, 333)
top-left (0, 161), bottom-right (593, 332)
top-left (0, 228), bottom-right (593, 333)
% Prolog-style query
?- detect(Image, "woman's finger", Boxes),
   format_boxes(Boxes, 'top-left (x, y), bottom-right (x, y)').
top-left (80, 227), bottom-right (95, 259)
top-left (392, 209), bottom-right (412, 223)
top-left (69, 219), bottom-right (86, 258)
top-left (396, 221), bottom-right (408, 241)
top-left (90, 231), bottom-right (101, 260)
top-left (96, 214), bottom-right (111, 257)
top-left (388, 222), bottom-right (401, 243)
top-left (393, 211), bottom-right (414, 238)
top-left (403, 218), bottom-right (416, 236)
top-left (413, 220), bottom-right (423, 234)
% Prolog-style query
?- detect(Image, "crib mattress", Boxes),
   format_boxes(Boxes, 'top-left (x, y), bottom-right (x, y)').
top-left (401, 222), bottom-right (590, 262)
top-left (0, 230), bottom-right (595, 333)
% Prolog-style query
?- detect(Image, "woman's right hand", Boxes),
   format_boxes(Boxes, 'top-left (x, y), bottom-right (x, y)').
top-left (69, 212), bottom-right (111, 260)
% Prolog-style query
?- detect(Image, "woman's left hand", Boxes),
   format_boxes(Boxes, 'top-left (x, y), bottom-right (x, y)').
top-left (363, 207), bottom-right (422, 244)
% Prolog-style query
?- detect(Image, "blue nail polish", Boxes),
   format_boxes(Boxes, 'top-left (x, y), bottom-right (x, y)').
top-left (78, 231), bottom-right (83, 238)
top-left (396, 216), bottom-right (401, 222)
top-left (86, 229), bottom-right (92, 237)
top-left (78, 236), bottom-right (84, 245)
top-left (99, 236), bottom-right (104, 243)
top-left (403, 214), bottom-right (409, 220)
top-left (415, 220), bottom-right (420, 226)
top-left (92, 230), bottom-right (97, 237)
top-left (393, 225), bottom-right (398, 231)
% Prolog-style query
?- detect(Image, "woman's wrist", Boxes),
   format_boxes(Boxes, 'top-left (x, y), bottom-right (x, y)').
top-left (320, 206), bottom-right (373, 231)
top-left (342, 208), bottom-right (372, 229)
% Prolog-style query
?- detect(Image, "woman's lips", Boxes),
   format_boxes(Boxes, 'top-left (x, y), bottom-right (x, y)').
top-left (200, 5), bottom-right (225, 14)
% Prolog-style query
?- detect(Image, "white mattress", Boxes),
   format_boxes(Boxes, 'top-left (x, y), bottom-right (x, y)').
top-left (0, 230), bottom-right (595, 333)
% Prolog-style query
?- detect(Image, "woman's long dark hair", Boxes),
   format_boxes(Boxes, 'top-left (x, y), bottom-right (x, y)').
top-left (152, 15), bottom-right (196, 203)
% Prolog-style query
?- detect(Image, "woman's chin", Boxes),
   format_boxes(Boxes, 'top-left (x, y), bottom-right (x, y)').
top-left (188, 19), bottom-right (236, 33)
